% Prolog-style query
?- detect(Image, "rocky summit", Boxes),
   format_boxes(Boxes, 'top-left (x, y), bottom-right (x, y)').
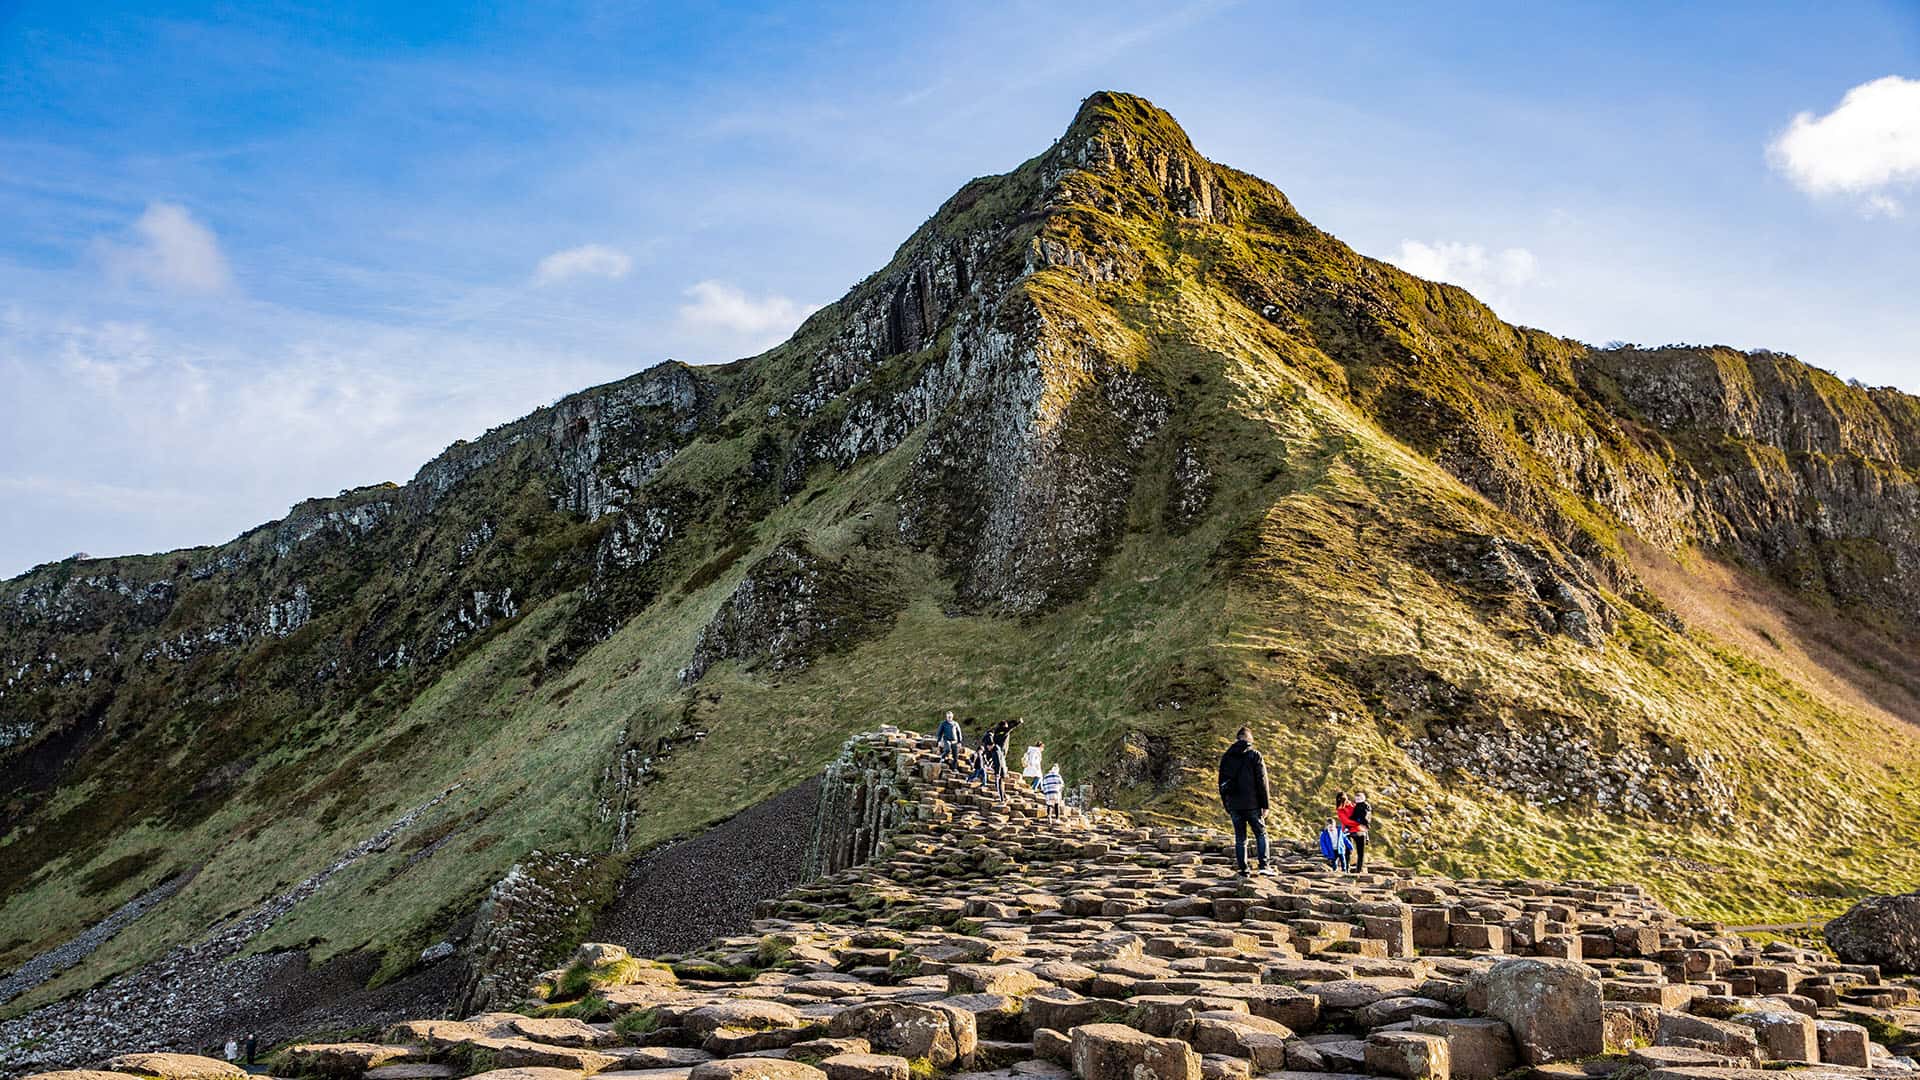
top-left (5, 91), bottom-right (1920, 1076)
top-left (18, 730), bottom-right (1920, 1080)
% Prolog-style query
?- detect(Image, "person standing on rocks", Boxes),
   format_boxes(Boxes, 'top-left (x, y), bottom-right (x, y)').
top-left (1217, 726), bottom-right (1272, 875)
top-left (936, 711), bottom-right (963, 769)
top-left (1333, 792), bottom-right (1361, 872)
top-left (1022, 740), bottom-right (1045, 790)
top-left (1040, 763), bottom-right (1065, 820)
top-left (1349, 789), bottom-right (1372, 872)
top-left (991, 718), bottom-right (1021, 799)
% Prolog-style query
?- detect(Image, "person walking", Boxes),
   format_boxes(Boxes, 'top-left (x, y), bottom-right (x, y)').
top-left (936, 711), bottom-right (963, 769)
top-left (224, 1039), bottom-right (239, 1064)
top-left (246, 1035), bottom-right (259, 1067)
top-left (1333, 792), bottom-right (1360, 872)
top-left (1022, 741), bottom-right (1045, 790)
top-left (1039, 764), bottom-right (1065, 821)
top-left (1217, 726), bottom-right (1271, 875)
top-left (989, 719), bottom-right (1020, 799)
top-left (1349, 789), bottom-right (1372, 872)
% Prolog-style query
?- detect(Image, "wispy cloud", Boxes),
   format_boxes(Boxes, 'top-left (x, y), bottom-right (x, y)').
top-left (0, 305), bottom-right (630, 576)
top-left (676, 280), bottom-right (817, 354)
top-left (534, 243), bottom-right (633, 284)
top-left (99, 202), bottom-right (233, 294)
top-left (1390, 240), bottom-right (1539, 293)
top-left (1769, 75), bottom-right (1920, 217)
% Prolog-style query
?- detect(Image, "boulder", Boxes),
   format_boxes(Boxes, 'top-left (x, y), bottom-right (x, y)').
top-left (1653, 1012), bottom-right (1760, 1066)
top-left (950, 965), bottom-right (1047, 997)
top-left (817, 1054), bottom-right (909, 1080)
top-left (1067, 1024), bottom-right (1200, 1080)
top-left (1034, 1028), bottom-right (1073, 1065)
top-left (1364, 1032), bottom-right (1451, 1080)
top-left (99, 1057), bottom-right (245, 1080)
top-left (19, 1073), bottom-right (146, 1080)
top-left (1185, 1013), bottom-right (1290, 1071)
top-left (1729, 1010), bottom-right (1815, 1062)
top-left (1813, 1020), bottom-right (1871, 1068)
top-left (1823, 892), bottom-right (1920, 974)
top-left (1409, 1018), bottom-right (1516, 1080)
top-left (1467, 958), bottom-right (1603, 1064)
top-left (686, 1002), bottom-right (804, 1037)
top-left (1023, 992), bottom-right (1129, 1033)
top-left (828, 1002), bottom-right (975, 1068)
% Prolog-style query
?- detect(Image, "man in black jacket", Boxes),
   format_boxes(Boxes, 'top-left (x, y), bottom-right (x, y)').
top-left (1218, 726), bottom-right (1272, 875)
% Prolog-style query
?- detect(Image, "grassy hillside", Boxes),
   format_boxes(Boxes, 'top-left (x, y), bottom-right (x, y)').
top-left (5, 90), bottom-right (1920, 1023)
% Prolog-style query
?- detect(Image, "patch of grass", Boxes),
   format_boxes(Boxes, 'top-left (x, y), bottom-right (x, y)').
top-left (613, 1008), bottom-right (661, 1038)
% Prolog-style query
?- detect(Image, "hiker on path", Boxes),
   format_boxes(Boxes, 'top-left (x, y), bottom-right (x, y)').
top-left (1040, 763), bottom-right (1065, 821)
top-left (1332, 792), bottom-right (1360, 872)
top-left (246, 1035), bottom-right (259, 1067)
top-left (1349, 790), bottom-right (1371, 872)
top-left (1022, 741), bottom-right (1045, 790)
top-left (1217, 726), bottom-right (1272, 875)
top-left (989, 718), bottom-right (1022, 799)
top-left (224, 1040), bottom-right (239, 1063)
top-left (936, 711), bottom-right (963, 768)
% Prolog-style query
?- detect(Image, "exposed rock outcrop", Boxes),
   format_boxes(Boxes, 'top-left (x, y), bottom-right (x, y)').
top-left (1826, 892), bottom-right (1920, 975)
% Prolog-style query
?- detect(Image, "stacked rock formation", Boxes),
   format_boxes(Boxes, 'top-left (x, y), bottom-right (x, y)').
top-left (25, 729), bottom-right (1920, 1080)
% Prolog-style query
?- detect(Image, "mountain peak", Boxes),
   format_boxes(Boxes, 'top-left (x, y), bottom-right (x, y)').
top-left (1059, 90), bottom-right (1200, 154)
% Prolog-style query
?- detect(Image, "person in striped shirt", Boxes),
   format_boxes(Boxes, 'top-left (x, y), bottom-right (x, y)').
top-left (1039, 764), bottom-right (1066, 821)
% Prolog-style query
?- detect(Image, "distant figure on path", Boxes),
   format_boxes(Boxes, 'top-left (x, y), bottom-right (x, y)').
top-left (1332, 792), bottom-right (1360, 872)
top-left (988, 718), bottom-right (1021, 799)
top-left (1217, 726), bottom-right (1271, 875)
top-left (1023, 741), bottom-right (1045, 789)
top-left (936, 711), bottom-right (963, 768)
top-left (1040, 763), bottom-right (1065, 821)
top-left (1349, 789), bottom-right (1371, 872)
top-left (224, 1039), bottom-right (239, 1063)
top-left (246, 1035), bottom-right (259, 1066)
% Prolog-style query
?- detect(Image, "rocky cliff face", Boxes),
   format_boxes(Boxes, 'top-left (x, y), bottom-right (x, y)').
top-left (5, 92), bottom-right (1920, 1052)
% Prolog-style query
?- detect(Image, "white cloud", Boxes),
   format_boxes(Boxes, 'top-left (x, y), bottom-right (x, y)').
top-left (676, 280), bottom-right (817, 353)
top-left (0, 306), bottom-right (629, 577)
top-left (534, 243), bottom-right (633, 284)
top-left (1769, 75), bottom-right (1920, 216)
top-left (102, 202), bottom-right (233, 294)
top-left (1390, 240), bottom-right (1539, 292)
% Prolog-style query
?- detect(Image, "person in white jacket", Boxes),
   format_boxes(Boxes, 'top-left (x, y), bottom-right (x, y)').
top-left (1022, 741), bottom-right (1045, 790)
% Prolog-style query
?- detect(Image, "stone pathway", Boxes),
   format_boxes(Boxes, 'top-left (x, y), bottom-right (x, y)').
top-left (23, 729), bottom-right (1920, 1080)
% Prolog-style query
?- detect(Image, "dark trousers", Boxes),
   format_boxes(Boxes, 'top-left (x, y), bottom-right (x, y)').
top-left (1351, 833), bottom-right (1367, 872)
top-left (1229, 807), bottom-right (1268, 871)
top-left (938, 740), bottom-right (960, 767)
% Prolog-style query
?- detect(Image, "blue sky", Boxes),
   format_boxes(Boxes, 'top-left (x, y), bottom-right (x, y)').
top-left (2, 1), bottom-right (1918, 577)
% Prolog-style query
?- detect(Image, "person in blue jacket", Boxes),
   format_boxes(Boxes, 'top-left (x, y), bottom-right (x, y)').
top-left (935, 711), bottom-right (963, 768)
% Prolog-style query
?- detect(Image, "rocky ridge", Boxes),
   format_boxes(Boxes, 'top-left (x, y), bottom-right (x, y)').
top-left (18, 729), bottom-right (1920, 1080)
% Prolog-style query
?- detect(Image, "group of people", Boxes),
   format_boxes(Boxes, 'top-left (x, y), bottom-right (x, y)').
top-left (930, 716), bottom-right (1372, 866)
top-left (934, 712), bottom-right (1069, 821)
top-left (1217, 726), bottom-right (1372, 876)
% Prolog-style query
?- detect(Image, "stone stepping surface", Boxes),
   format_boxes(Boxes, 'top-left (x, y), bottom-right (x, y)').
top-left (31, 729), bottom-right (1920, 1080)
